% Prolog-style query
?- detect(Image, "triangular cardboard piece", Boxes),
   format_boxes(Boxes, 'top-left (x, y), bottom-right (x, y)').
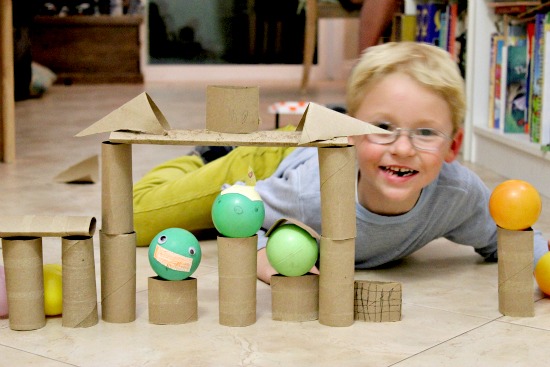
top-left (265, 217), bottom-right (320, 240)
top-left (75, 92), bottom-right (171, 137)
top-left (54, 155), bottom-right (99, 183)
top-left (296, 102), bottom-right (390, 144)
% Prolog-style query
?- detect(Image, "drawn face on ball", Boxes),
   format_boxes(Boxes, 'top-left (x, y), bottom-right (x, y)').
top-left (211, 185), bottom-right (265, 238)
top-left (148, 228), bottom-right (202, 281)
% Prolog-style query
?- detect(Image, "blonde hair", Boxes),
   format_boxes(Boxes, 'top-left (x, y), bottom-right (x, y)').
top-left (346, 42), bottom-right (465, 132)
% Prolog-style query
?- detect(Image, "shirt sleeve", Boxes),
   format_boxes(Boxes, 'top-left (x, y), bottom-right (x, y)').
top-left (254, 148), bottom-right (322, 250)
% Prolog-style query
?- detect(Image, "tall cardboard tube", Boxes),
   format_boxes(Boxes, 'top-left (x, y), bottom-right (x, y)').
top-left (318, 146), bottom-right (356, 327)
top-left (100, 231), bottom-right (136, 323)
top-left (318, 146), bottom-right (356, 240)
top-left (62, 236), bottom-right (99, 328)
top-left (0, 215), bottom-right (96, 238)
top-left (497, 227), bottom-right (534, 317)
top-left (217, 235), bottom-right (257, 326)
top-left (2, 237), bottom-right (46, 330)
top-left (318, 236), bottom-right (355, 327)
top-left (101, 141), bottom-right (133, 235)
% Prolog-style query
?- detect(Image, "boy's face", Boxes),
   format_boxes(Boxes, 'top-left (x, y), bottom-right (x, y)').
top-left (349, 72), bottom-right (463, 215)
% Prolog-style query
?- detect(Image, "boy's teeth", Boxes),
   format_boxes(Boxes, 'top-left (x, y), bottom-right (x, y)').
top-left (383, 166), bottom-right (417, 177)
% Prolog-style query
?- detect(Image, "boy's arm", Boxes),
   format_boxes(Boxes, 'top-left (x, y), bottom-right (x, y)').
top-left (257, 248), bottom-right (278, 284)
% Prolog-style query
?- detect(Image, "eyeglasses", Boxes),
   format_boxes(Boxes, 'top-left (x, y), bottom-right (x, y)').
top-left (366, 122), bottom-right (452, 151)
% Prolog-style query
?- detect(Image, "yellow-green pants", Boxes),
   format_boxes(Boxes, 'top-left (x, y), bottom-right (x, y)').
top-left (134, 135), bottom-right (295, 246)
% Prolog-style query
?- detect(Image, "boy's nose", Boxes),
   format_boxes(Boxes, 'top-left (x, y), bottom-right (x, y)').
top-left (389, 134), bottom-right (416, 155)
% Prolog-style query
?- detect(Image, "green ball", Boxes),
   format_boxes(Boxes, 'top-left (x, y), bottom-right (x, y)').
top-left (148, 228), bottom-right (202, 281)
top-left (266, 224), bottom-right (318, 277)
top-left (211, 186), bottom-right (265, 238)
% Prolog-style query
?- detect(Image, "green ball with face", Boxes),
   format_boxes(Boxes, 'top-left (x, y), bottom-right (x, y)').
top-left (148, 228), bottom-right (202, 281)
top-left (211, 185), bottom-right (265, 238)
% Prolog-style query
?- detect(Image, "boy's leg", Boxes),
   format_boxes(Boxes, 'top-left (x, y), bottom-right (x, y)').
top-left (133, 145), bottom-right (295, 246)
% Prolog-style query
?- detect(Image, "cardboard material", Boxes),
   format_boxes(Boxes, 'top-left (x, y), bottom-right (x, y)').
top-left (497, 227), bottom-right (535, 317)
top-left (271, 274), bottom-right (319, 322)
top-left (0, 215), bottom-right (96, 238)
top-left (101, 142), bottom-right (134, 235)
top-left (100, 231), bottom-right (136, 323)
top-left (109, 129), bottom-right (349, 147)
top-left (206, 86), bottom-right (260, 133)
top-left (318, 147), bottom-right (357, 240)
top-left (75, 92), bottom-right (171, 137)
top-left (61, 236), bottom-right (99, 328)
top-left (217, 235), bottom-right (257, 327)
top-left (297, 102), bottom-right (390, 144)
top-left (2, 237), bottom-right (46, 331)
top-left (318, 236), bottom-right (355, 327)
top-left (354, 280), bottom-right (402, 322)
top-left (148, 276), bottom-right (198, 325)
top-left (54, 155), bottom-right (99, 184)
top-left (265, 217), bottom-right (320, 239)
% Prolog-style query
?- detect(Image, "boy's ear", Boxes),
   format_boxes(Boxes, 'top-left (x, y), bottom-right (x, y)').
top-left (444, 128), bottom-right (464, 162)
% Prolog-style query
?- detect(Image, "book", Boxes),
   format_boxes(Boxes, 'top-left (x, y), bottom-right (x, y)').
top-left (504, 43), bottom-right (529, 133)
top-left (416, 1), bottom-right (447, 45)
top-left (489, 33), bottom-right (506, 129)
top-left (494, 35), bottom-right (507, 130)
top-left (446, 1), bottom-right (459, 57)
top-left (529, 12), bottom-right (546, 143)
top-left (391, 14), bottom-right (417, 42)
top-left (540, 13), bottom-right (550, 147)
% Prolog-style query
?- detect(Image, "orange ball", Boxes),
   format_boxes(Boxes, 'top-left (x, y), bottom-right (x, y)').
top-left (535, 252), bottom-right (550, 296)
top-left (489, 180), bottom-right (542, 230)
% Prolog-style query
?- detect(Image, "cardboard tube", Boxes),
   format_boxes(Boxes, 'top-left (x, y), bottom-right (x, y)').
top-left (101, 141), bottom-right (133, 235)
top-left (497, 227), bottom-right (534, 317)
top-left (206, 86), bottom-right (260, 133)
top-left (148, 276), bottom-right (198, 325)
top-left (318, 146), bottom-right (356, 240)
top-left (2, 237), bottom-right (46, 330)
top-left (354, 280), bottom-right (402, 322)
top-left (100, 231), bottom-right (136, 323)
top-left (61, 236), bottom-right (99, 328)
top-left (271, 274), bottom-right (319, 322)
top-left (0, 215), bottom-right (96, 238)
top-left (319, 236), bottom-right (355, 327)
top-left (217, 235), bottom-right (257, 326)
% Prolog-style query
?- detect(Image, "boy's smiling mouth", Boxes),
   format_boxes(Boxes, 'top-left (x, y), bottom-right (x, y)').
top-left (381, 165), bottom-right (418, 177)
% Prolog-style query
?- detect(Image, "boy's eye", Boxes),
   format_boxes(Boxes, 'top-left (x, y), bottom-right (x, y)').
top-left (416, 128), bottom-right (437, 137)
top-left (374, 122), bottom-right (393, 131)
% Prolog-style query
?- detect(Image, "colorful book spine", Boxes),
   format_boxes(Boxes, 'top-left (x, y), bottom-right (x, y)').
top-left (529, 13), bottom-right (545, 143)
top-left (540, 13), bottom-right (550, 146)
top-left (504, 43), bottom-right (529, 133)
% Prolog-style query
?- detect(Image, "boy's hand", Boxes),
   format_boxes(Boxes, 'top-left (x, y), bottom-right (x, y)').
top-left (257, 247), bottom-right (319, 284)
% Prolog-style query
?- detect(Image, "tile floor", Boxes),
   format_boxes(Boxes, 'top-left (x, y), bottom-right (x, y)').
top-left (1, 81), bottom-right (549, 367)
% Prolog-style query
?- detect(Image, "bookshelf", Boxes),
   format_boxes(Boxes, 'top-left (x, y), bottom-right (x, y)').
top-left (464, 0), bottom-right (550, 198)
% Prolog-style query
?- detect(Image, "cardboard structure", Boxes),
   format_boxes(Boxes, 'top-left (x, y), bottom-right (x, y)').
top-left (68, 89), bottom-right (388, 328)
top-left (0, 216), bottom-right (98, 330)
top-left (206, 86), bottom-right (260, 133)
top-left (271, 274), bottom-right (319, 322)
top-left (148, 277), bottom-right (198, 325)
top-left (354, 280), bottom-right (402, 322)
top-left (54, 155), bottom-right (99, 184)
top-left (217, 235), bottom-right (258, 327)
top-left (497, 227), bottom-right (535, 317)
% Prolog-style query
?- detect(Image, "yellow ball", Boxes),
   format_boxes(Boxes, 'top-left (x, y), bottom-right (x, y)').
top-left (535, 252), bottom-right (550, 296)
top-left (489, 180), bottom-right (542, 230)
top-left (43, 264), bottom-right (63, 316)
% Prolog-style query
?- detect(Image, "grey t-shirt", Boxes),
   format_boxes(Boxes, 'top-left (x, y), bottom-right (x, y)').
top-left (255, 147), bottom-right (548, 267)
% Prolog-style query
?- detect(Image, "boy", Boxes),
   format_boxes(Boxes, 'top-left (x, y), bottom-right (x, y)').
top-left (134, 42), bottom-right (549, 284)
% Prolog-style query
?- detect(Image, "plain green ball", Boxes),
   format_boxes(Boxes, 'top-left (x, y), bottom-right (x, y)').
top-left (266, 224), bottom-right (318, 277)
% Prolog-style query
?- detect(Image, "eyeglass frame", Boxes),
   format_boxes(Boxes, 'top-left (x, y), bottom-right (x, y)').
top-left (365, 123), bottom-right (454, 152)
